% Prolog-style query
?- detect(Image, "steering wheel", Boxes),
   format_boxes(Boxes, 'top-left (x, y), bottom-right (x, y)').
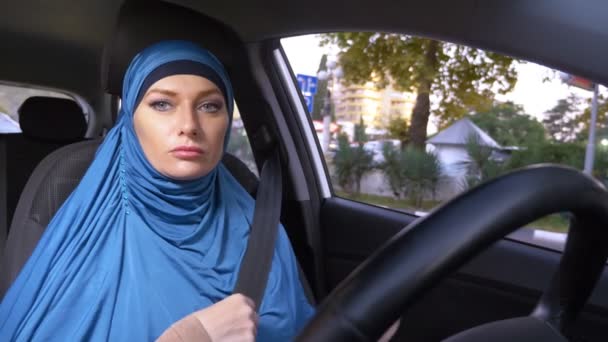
top-left (296, 165), bottom-right (608, 341)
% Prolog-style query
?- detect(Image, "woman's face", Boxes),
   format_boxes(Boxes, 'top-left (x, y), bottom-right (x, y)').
top-left (133, 74), bottom-right (229, 180)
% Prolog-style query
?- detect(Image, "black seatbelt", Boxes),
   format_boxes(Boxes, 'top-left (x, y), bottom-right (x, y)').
top-left (233, 148), bottom-right (282, 310)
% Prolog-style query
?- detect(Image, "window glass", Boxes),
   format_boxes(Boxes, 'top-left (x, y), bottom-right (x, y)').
top-left (282, 33), bottom-right (606, 242)
top-left (226, 104), bottom-right (257, 176)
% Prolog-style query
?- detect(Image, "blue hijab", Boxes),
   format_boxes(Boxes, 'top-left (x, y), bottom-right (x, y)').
top-left (0, 41), bottom-right (314, 341)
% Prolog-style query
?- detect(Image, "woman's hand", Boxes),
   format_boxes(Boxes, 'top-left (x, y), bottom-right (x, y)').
top-left (193, 294), bottom-right (258, 342)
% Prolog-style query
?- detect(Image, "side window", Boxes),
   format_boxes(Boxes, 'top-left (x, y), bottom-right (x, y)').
top-left (0, 84), bottom-right (80, 133)
top-left (282, 33), bottom-right (606, 240)
top-left (226, 104), bottom-right (257, 176)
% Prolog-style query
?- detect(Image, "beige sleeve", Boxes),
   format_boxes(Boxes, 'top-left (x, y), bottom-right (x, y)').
top-left (156, 314), bottom-right (212, 342)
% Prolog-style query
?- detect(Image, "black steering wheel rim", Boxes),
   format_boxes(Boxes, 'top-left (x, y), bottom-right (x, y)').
top-left (297, 165), bottom-right (608, 341)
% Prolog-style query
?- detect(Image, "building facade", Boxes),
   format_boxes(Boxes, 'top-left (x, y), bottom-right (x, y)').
top-left (332, 80), bottom-right (416, 130)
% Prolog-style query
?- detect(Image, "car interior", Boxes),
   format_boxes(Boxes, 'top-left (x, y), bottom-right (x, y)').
top-left (1, 0), bottom-right (608, 341)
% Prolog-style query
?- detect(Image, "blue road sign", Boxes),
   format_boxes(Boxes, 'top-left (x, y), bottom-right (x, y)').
top-left (297, 74), bottom-right (318, 94)
top-left (303, 94), bottom-right (314, 113)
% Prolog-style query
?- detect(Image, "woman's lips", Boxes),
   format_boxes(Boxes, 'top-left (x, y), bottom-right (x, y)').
top-left (171, 146), bottom-right (204, 159)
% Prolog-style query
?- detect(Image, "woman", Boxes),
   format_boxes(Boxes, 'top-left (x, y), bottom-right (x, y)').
top-left (0, 41), bottom-right (314, 341)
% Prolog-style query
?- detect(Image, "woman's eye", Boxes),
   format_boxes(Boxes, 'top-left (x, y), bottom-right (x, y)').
top-left (150, 100), bottom-right (172, 112)
top-left (199, 101), bottom-right (223, 113)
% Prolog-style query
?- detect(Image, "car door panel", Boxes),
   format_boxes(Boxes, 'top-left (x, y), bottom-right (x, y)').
top-left (320, 196), bottom-right (608, 341)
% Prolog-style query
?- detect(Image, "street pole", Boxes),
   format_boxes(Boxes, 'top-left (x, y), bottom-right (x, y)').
top-left (318, 58), bottom-right (340, 153)
top-left (583, 83), bottom-right (600, 174)
top-left (322, 82), bottom-right (332, 153)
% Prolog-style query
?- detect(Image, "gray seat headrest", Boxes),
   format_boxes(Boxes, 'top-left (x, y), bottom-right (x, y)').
top-left (18, 96), bottom-right (87, 142)
top-left (101, 0), bottom-right (241, 96)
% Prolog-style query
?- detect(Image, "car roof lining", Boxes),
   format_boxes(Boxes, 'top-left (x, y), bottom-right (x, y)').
top-left (173, 0), bottom-right (608, 83)
top-left (0, 0), bottom-right (606, 101)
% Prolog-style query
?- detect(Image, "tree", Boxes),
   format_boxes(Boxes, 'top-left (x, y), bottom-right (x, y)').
top-left (380, 143), bottom-right (442, 206)
top-left (321, 33), bottom-right (518, 148)
top-left (470, 101), bottom-right (546, 147)
top-left (386, 116), bottom-right (409, 149)
top-left (507, 142), bottom-right (584, 170)
top-left (380, 143), bottom-right (405, 198)
top-left (311, 55), bottom-right (328, 121)
top-left (593, 145), bottom-right (608, 181)
top-left (577, 94), bottom-right (608, 142)
top-left (333, 133), bottom-right (374, 194)
top-left (505, 140), bottom-right (608, 182)
top-left (459, 133), bottom-right (505, 189)
top-left (543, 94), bottom-right (584, 142)
top-left (353, 116), bottom-right (369, 145)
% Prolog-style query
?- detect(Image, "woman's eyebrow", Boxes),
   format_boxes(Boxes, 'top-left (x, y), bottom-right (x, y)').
top-left (196, 88), bottom-right (223, 98)
top-left (146, 88), bottom-right (178, 97)
top-left (145, 88), bottom-right (222, 98)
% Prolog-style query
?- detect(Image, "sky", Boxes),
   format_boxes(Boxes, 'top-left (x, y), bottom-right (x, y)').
top-left (281, 34), bottom-right (601, 134)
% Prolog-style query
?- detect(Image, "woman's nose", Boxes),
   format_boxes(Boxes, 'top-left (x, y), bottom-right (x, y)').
top-left (178, 106), bottom-right (200, 137)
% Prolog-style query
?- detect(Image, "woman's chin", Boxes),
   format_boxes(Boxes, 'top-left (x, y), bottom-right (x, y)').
top-left (161, 166), bottom-right (213, 181)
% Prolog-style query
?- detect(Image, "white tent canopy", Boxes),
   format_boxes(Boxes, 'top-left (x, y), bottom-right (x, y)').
top-left (427, 118), bottom-right (501, 149)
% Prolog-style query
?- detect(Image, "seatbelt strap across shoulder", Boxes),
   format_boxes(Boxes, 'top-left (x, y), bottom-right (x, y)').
top-left (233, 147), bottom-right (282, 310)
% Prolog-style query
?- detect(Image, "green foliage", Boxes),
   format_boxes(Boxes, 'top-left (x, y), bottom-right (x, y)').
top-left (577, 94), bottom-right (608, 141)
top-left (333, 133), bottom-right (374, 194)
top-left (507, 142), bottom-right (584, 171)
top-left (470, 101), bottom-right (546, 147)
top-left (380, 143), bottom-right (404, 198)
top-left (353, 116), bottom-right (368, 145)
top-left (386, 116), bottom-right (409, 149)
top-left (380, 144), bottom-right (442, 207)
top-left (543, 94), bottom-right (584, 142)
top-left (459, 133), bottom-right (506, 189)
top-left (321, 33), bottom-right (518, 148)
top-left (593, 146), bottom-right (608, 181)
top-left (504, 141), bottom-right (608, 179)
